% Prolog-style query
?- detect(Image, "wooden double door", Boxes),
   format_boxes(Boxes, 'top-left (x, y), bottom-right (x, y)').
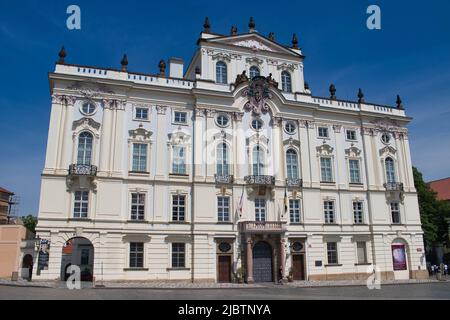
top-left (292, 254), bottom-right (305, 280)
top-left (218, 255), bottom-right (232, 283)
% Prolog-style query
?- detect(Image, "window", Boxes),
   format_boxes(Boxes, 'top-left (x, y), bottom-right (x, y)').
top-left (216, 61), bottom-right (228, 84)
top-left (385, 157), bottom-right (396, 183)
top-left (74, 191), bottom-right (89, 218)
top-left (132, 143), bottom-right (147, 172)
top-left (381, 133), bottom-right (391, 144)
top-left (251, 118), bottom-right (263, 130)
top-left (285, 121), bottom-right (296, 134)
top-left (320, 157), bottom-right (333, 182)
top-left (281, 71), bottom-right (292, 92)
top-left (172, 195), bottom-right (186, 222)
top-left (174, 111), bottom-right (187, 124)
top-left (357, 242), bottom-right (368, 264)
top-left (286, 149), bottom-right (299, 180)
top-left (318, 127), bottom-right (329, 138)
top-left (216, 114), bottom-right (229, 127)
top-left (81, 102), bottom-right (96, 115)
top-left (216, 143), bottom-right (229, 176)
top-left (346, 130), bottom-right (357, 141)
top-left (129, 243), bottom-right (144, 268)
top-left (131, 193), bottom-right (145, 221)
top-left (353, 201), bottom-right (364, 224)
top-left (217, 197), bottom-right (230, 222)
top-left (252, 146), bottom-right (264, 175)
top-left (172, 243), bottom-right (186, 268)
top-left (135, 107), bottom-right (149, 120)
top-left (349, 159), bottom-right (361, 184)
top-left (255, 199), bottom-right (266, 222)
top-left (77, 132), bottom-right (93, 165)
top-left (290, 199), bottom-right (301, 223)
top-left (80, 249), bottom-right (90, 265)
top-left (249, 66), bottom-right (260, 79)
top-left (172, 146), bottom-right (186, 174)
top-left (324, 201), bottom-right (335, 224)
top-left (391, 202), bottom-right (401, 224)
top-left (327, 242), bottom-right (338, 264)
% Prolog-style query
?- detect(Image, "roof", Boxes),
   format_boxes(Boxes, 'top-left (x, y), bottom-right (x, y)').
top-left (0, 187), bottom-right (14, 195)
top-left (428, 178), bottom-right (450, 201)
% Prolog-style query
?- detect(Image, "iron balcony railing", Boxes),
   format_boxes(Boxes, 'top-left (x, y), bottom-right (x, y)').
top-left (215, 174), bottom-right (234, 184)
top-left (384, 182), bottom-right (404, 192)
top-left (69, 164), bottom-right (98, 177)
top-left (239, 221), bottom-right (286, 233)
top-left (244, 175), bottom-right (275, 186)
top-left (286, 178), bottom-right (303, 188)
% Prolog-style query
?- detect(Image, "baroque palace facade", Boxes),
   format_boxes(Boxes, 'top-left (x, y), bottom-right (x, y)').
top-left (34, 18), bottom-right (428, 283)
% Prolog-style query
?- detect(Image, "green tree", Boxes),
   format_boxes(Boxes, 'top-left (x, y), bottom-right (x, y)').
top-left (413, 167), bottom-right (450, 247)
top-left (20, 215), bottom-right (38, 234)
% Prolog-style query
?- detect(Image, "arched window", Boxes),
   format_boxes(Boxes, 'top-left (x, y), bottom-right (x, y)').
top-left (77, 132), bottom-right (93, 165)
top-left (249, 66), bottom-right (260, 79)
top-left (252, 146), bottom-right (265, 175)
top-left (286, 149), bottom-right (299, 179)
top-left (216, 61), bottom-right (227, 84)
top-left (281, 71), bottom-right (292, 92)
top-left (385, 157), bottom-right (396, 183)
top-left (216, 143), bottom-right (229, 176)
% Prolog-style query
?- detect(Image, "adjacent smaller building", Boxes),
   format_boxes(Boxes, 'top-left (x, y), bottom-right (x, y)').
top-left (429, 178), bottom-right (450, 203)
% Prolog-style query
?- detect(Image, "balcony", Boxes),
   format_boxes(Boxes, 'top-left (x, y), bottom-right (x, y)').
top-left (244, 175), bottom-right (275, 186)
top-left (69, 164), bottom-right (98, 177)
top-left (286, 178), bottom-right (303, 188)
top-left (384, 182), bottom-right (404, 192)
top-left (239, 221), bottom-right (286, 234)
top-left (215, 174), bottom-right (234, 185)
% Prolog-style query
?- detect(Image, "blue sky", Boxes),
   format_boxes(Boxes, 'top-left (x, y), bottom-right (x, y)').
top-left (1, 0), bottom-right (449, 216)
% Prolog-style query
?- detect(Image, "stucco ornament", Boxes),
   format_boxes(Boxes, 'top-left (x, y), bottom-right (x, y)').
top-left (243, 77), bottom-right (272, 116)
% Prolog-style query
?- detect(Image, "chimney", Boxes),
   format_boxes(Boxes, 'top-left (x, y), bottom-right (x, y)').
top-left (169, 57), bottom-right (184, 79)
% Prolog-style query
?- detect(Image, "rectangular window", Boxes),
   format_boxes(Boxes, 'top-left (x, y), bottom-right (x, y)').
top-left (320, 157), bottom-right (333, 182)
top-left (217, 197), bottom-right (230, 222)
top-left (172, 195), bottom-right (186, 222)
top-left (132, 143), bottom-right (147, 172)
top-left (327, 242), bottom-right (338, 264)
top-left (174, 111), bottom-right (187, 124)
top-left (346, 130), bottom-right (357, 141)
top-left (80, 248), bottom-right (90, 265)
top-left (172, 146), bottom-right (186, 174)
top-left (74, 191), bottom-right (89, 218)
top-left (255, 199), bottom-right (266, 222)
top-left (349, 159), bottom-right (361, 184)
top-left (318, 127), bottom-right (329, 138)
top-left (172, 243), bottom-right (186, 268)
top-left (353, 201), bottom-right (364, 224)
top-left (357, 242), bottom-right (368, 264)
top-left (290, 199), bottom-right (301, 223)
top-left (391, 202), bottom-right (401, 224)
top-left (129, 243), bottom-right (144, 268)
top-left (324, 201), bottom-right (335, 224)
top-left (135, 107), bottom-right (149, 120)
top-left (131, 193), bottom-right (145, 221)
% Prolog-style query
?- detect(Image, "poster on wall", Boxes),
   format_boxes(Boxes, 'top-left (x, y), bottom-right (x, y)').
top-left (37, 240), bottom-right (51, 274)
top-left (392, 244), bottom-right (407, 271)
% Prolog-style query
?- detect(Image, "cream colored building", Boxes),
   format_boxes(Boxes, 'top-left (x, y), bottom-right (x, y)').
top-left (34, 19), bottom-right (428, 283)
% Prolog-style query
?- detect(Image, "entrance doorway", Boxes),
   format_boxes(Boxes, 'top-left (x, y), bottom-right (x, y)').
top-left (21, 254), bottom-right (33, 280)
top-left (253, 241), bottom-right (273, 283)
top-left (61, 237), bottom-right (94, 282)
top-left (292, 255), bottom-right (305, 280)
top-left (218, 256), bottom-right (232, 283)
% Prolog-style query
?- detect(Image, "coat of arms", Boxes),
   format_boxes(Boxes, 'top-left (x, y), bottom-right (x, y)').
top-left (243, 76), bottom-right (273, 115)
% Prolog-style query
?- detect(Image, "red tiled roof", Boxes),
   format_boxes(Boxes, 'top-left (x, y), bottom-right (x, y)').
top-left (0, 187), bottom-right (14, 195)
top-left (428, 178), bottom-right (450, 201)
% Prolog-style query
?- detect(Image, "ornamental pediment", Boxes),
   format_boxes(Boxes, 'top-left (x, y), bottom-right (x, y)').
top-left (72, 117), bottom-right (101, 131)
top-left (317, 143), bottom-right (334, 155)
top-left (379, 145), bottom-right (397, 156)
top-left (345, 146), bottom-right (361, 158)
top-left (129, 126), bottom-right (153, 141)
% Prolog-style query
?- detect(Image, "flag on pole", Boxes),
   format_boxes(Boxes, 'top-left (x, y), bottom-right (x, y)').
top-left (237, 187), bottom-right (245, 218)
top-left (284, 187), bottom-right (289, 216)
